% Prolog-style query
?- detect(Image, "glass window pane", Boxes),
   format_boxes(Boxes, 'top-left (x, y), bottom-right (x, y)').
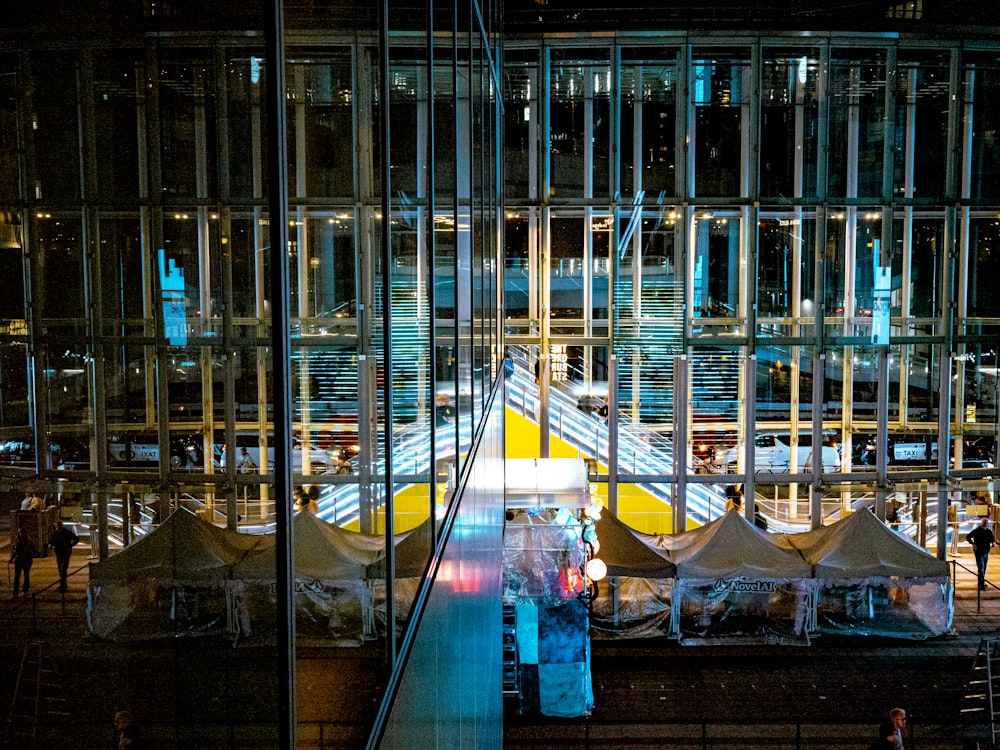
top-left (828, 49), bottom-right (886, 199)
top-left (692, 50), bottom-right (750, 198)
top-left (621, 50), bottom-right (677, 200)
top-left (549, 51), bottom-right (611, 199)
top-left (31, 54), bottom-right (81, 202)
top-left (159, 55), bottom-right (217, 199)
top-left (94, 51), bottom-right (141, 203)
top-left (99, 216), bottom-right (144, 323)
top-left (38, 215), bottom-right (85, 321)
top-left (0, 65), bottom-right (20, 201)
top-left (896, 52), bottom-right (950, 201)
top-left (691, 211), bottom-right (741, 320)
top-left (966, 53), bottom-right (1000, 201)
top-left (227, 54), bottom-right (264, 202)
top-left (969, 217), bottom-right (1000, 317)
top-left (760, 50), bottom-right (819, 200)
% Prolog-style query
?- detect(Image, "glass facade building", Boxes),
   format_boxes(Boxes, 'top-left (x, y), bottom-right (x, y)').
top-left (2, 2), bottom-right (504, 748)
top-left (1, 1), bottom-right (1000, 748)
top-left (503, 31), bottom-right (1000, 539)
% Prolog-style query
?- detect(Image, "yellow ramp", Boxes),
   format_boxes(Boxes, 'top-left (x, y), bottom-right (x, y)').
top-left (347, 483), bottom-right (431, 535)
top-left (505, 407), bottom-right (685, 534)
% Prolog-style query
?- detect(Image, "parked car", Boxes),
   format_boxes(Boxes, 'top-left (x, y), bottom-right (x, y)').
top-left (721, 432), bottom-right (841, 474)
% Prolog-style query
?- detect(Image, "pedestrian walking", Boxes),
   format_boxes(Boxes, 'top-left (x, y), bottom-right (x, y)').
top-left (948, 501), bottom-right (959, 556)
top-left (871, 707), bottom-right (907, 750)
top-left (966, 516), bottom-right (995, 590)
top-left (48, 519), bottom-right (79, 592)
top-left (9, 527), bottom-right (37, 598)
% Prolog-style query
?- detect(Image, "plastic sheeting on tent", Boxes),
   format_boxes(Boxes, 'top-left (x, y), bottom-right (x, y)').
top-left (392, 518), bottom-right (432, 579)
top-left (228, 512), bottom-right (386, 646)
top-left (648, 511), bottom-right (814, 645)
top-left (88, 509), bottom-right (388, 645)
top-left (780, 509), bottom-right (953, 639)
top-left (88, 509), bottom-right (265, 640)
top-left (389, 518), bottom-right (434, 632)
top-left (586, 511), bottom-right (675, 640)
top-left (503, 508), bottom-right (593, 717)
top-left (503, 510), bottom-right (588, 606)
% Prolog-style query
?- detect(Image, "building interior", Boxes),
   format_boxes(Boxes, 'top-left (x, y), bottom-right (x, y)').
top-left (2, 0), bottom-right (1000, 747)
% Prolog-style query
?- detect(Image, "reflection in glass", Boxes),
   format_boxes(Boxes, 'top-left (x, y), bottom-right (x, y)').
top-left (692, 50), bottom-right (749, 197)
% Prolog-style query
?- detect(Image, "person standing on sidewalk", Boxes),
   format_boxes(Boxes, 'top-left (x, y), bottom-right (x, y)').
top-left (48, 519), bottom-right (79, 592)
top-left (9, 527), bottom-right (37, 598)
top-left (966, 516), bottom-right (995, 591)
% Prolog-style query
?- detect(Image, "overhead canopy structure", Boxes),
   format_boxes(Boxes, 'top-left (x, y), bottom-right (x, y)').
top-left (504, 458), bottom-right (590, 508)
top-left (591, 511), bottom-right (675, 579)
top-left (88, 509), bottom-right (264, 640)
top-left (781, 508), bottom-right (949, 580)
top-left (90, 507), bottom-right (260, 584)
top-left (668, 510), bottom-right (812, 580)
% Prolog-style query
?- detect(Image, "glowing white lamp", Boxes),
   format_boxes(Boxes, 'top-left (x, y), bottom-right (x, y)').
top-left (585, 557), bottom-right (608, 582)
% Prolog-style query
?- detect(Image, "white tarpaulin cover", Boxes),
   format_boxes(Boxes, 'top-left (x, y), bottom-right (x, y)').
top-left (780, 509), bottom-right (953, 639)
top-left (88, 509), bottom-right (386, 644)
top-left (87, 509), bottom-right (264, 640)
top-left (228, 512), bottom-right (385, 645)
top-left (656, 511), bottom-right (813, 645)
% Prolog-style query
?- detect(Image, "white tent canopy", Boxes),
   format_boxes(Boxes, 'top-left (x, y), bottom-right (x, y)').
top-left (780, 507), bottom-right (949, 580)
top-left (780, 509), bottom-right (952, 639)
top-left (666, 510), bottom-right (812, 580)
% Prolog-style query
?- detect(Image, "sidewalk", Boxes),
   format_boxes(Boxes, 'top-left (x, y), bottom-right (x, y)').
top-left (4, 520), bottom-right (1000, 749)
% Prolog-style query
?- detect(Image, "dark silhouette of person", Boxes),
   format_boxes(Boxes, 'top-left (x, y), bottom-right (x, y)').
top-left (48, 519), bottom-right (79, 592)
top-left (9, 527), bottom-right (37, 597)
top-left (967, 516), bottom-right (996, 591)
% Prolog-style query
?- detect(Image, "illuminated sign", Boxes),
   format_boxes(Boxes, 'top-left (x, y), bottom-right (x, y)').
top-left (871, 238), bottom-right (890, 346)
top-left (158, 248), bottom-right (187, 346)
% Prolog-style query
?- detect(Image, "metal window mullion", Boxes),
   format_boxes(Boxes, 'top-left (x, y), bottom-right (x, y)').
top-left (898, 208), bottom-right (912, 423)
top-left (947, 48), bottom-right (964, 202)
top-left (815, 44), bottom-right (830, 202)
top-left (793, 59), bottom-right (806, 199)
top-left (743, 49), bottom-right (759, 200)
top-left (264, 1), bottom-right (297, 746)
top-left (683, 46), bottom-right (695, 201)
top-left (425, 8), bottom-right (438, 529)
top-left (215, 47), bottom-right (231, 204)
top-left (144, 45), bottom-right (172, 483)
top-left (194, 65), bottom-right (209, 198)
top-left (847, 64), bottom-right (860, 200)
top-left (883, 46), bottom-right (898, 204)
top-left (220, 206), bottom-right (237, 529)
top-left (904, 66), bottom-right (917, 200)
top-left (811, 202), bottom-right (827, 529)
top-left (961, 65), bottom-right (974, 200)
top-left (375, 0), bottom-right (395, 664)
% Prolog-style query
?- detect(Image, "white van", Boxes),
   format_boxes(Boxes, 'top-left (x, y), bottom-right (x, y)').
top-left (721, 432), bottom-right (841, 474)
